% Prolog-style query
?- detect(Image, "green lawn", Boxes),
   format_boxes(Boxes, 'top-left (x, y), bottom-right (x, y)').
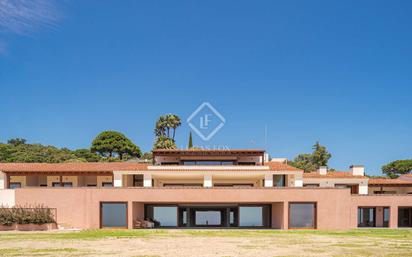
top-left (0, 228), bottom-right (411, 240)
top-left (0, 229), bottom-right (411, 256)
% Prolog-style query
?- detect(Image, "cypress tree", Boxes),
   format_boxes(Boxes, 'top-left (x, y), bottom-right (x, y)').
top-left (188, 132), bottom-right (193, 149)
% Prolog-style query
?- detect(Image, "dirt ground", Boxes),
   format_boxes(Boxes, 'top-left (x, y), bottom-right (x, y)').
top-left (0, 229), bottom-right (411, 257)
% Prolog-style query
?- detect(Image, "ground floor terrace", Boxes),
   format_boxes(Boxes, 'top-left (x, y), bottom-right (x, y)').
top-left (1, 188), bottom-right (411, 230)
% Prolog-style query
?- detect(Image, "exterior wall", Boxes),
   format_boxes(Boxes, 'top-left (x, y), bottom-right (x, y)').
top-left (293, 174), bottom-right (303, 187)
top-left (351, 195), bottom-right (412, 228)
top-left (271, 202), bottom-right (284, 229)
top-left (0, 189), bottom-right (15, 207)
top-left (303, 178), bottom-right (368, 194)
top-left (0, 172), bottom-right (6, 189)
top-left (10, 176), bottom-right (27, 187)
top-left (14, 187), bottom-right (352, 230)
top-left (97, 176), bottom-right (112, 187)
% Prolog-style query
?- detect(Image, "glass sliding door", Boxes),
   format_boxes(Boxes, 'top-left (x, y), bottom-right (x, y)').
top-left (195, 211), bottom-right (221, 226)
top-left (358, 207), bottom-right (376, 227)
top-left (239, 207), bottom-right (262, 226)
top-left (383, 207), bottom-right (390, 227)
top-left (289, 203), bottom-right (316, 229)
top-left (273, 175), bottom-right (285, 187)
top-left (145, 205), bottom-right (178, 227)
top-left (153, 206), bottom-right (178, 227)
top-left (100, 202), bottom-right (127, 228)
top-left (239, 206), bottom-right (270, 227)
top-left (398, 207), bottom-right (412, 227)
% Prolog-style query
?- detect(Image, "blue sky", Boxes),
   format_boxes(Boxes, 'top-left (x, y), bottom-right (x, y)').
top-left (0, 0), bottom-right (411, 175)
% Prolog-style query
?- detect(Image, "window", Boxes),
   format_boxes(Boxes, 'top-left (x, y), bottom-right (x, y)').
top-left (100, 202), bottom-right (127, 228)
top-left (62, 182), bottom-right (72, 187)
top-left (289, 203), bottom-right (316, 229)
top-left (214, 183), bottom-right (254, 188)
top-left (238, 162), bottom-right (256, 166)
top-left (358, 207), bottom-right (376, 227)
top-left (182, 160), bottom-right (235, 166)
top-left (9, 182), bottom-right (21, 189)
top-left (87, 184), bottom-right (97, 187)
top-left (195, 211), bottom-right (221, 226)
top-left (146, 206), bottom-right (178, 227)
top-left (52, 182), bottom-right (73, 187)
top-left (273, 175), bottom-right (285, 187)
top-left (161, 162), bottom-right (179, 165)
top-left (229, 211), bottom-right (235, 225)
top-left (52, 182), bottom-right (61, 187)
top-left (383, 207), bottom-right (390, 227)
top-left (303, 184), bottom-right (320, 188)
top-left (163, 184), bottom-right (202, 187)
top-left (133, 175), bottom-right (143, 187)
top-left (398, 207), bottom-right (412, 227)
top-left (238, 206), bottom-right (271, 227)
top-left (102, 182), bottom-right (113, 187)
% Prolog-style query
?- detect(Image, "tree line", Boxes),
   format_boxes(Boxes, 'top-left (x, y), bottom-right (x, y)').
top-left (0, 115), bottom-right (411, 178)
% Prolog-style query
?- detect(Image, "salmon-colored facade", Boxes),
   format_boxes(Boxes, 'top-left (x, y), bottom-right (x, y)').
top-left (1, 149), bottom-right (412, 230)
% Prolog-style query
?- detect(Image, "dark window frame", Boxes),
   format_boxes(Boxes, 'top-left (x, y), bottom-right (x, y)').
top-left (145, 204), bottom-right (179, 228)
top-left (303, 184), bottom-right (320, 188)
top-left (133, 174), bottom-right (144, 187)
top-left (100, 202), bottom-right (128, 229)
top-left (273, 175), bottom-right (286, 187)
top-left (398, 207), bottom-right (412, 228)
top-left (238, 204), bottom-right (272, 228)
top-left (102, 182), bottom-right (113, 187)
top-left (383, 207), bottom-right (390, 228)
top-left (357, 207), bottom-right (376, 227)
top-left (288, 202), bottom-right (317, 229)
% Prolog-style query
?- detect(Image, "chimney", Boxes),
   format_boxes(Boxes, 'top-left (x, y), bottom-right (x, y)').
top-left (318, 166), bottom-right (328, 175)
top-left (350, 165), bottom-right (365, 176)
top-left (264, 153), bottom-right (270, 163)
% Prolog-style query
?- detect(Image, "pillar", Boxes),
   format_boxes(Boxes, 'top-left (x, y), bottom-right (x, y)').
top-left (143, 174), bottom-right (152, 187)
top-left (0, 172), bottom-right (7, 189)
top-left (113, 173), bottom-right (123, 187)
top-left (203, 175), bottom-right (212, 187)
top-left (264, 174), bottom-right (273, 187)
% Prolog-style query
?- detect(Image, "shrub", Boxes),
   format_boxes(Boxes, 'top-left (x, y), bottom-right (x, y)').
top-left (0, 205), bottom-right (55, 226)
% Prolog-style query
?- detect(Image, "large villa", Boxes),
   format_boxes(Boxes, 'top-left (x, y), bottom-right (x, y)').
top-left (0, 149), bottom-right (411, 230)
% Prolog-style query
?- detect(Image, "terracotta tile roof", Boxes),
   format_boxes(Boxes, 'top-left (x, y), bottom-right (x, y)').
top-left (266, 162), bottom-right (303, 172)
top-left (303, 171), bottom-right (365, 178)
top-left (368, 178), bottom-right (412, 185)
top-left (0, 162), bottom-right (149, 172)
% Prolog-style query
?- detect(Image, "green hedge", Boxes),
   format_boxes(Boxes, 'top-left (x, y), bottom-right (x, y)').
top-left (0, 205), bottom-right (55, 226)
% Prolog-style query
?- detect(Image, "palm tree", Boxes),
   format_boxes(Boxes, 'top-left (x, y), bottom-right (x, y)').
top-left (169, 114), bottom-right (181, 140)
top-left (155, 116), bottom-right (167, 137)
top-left (153, 114), bottom-right (181, 150)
